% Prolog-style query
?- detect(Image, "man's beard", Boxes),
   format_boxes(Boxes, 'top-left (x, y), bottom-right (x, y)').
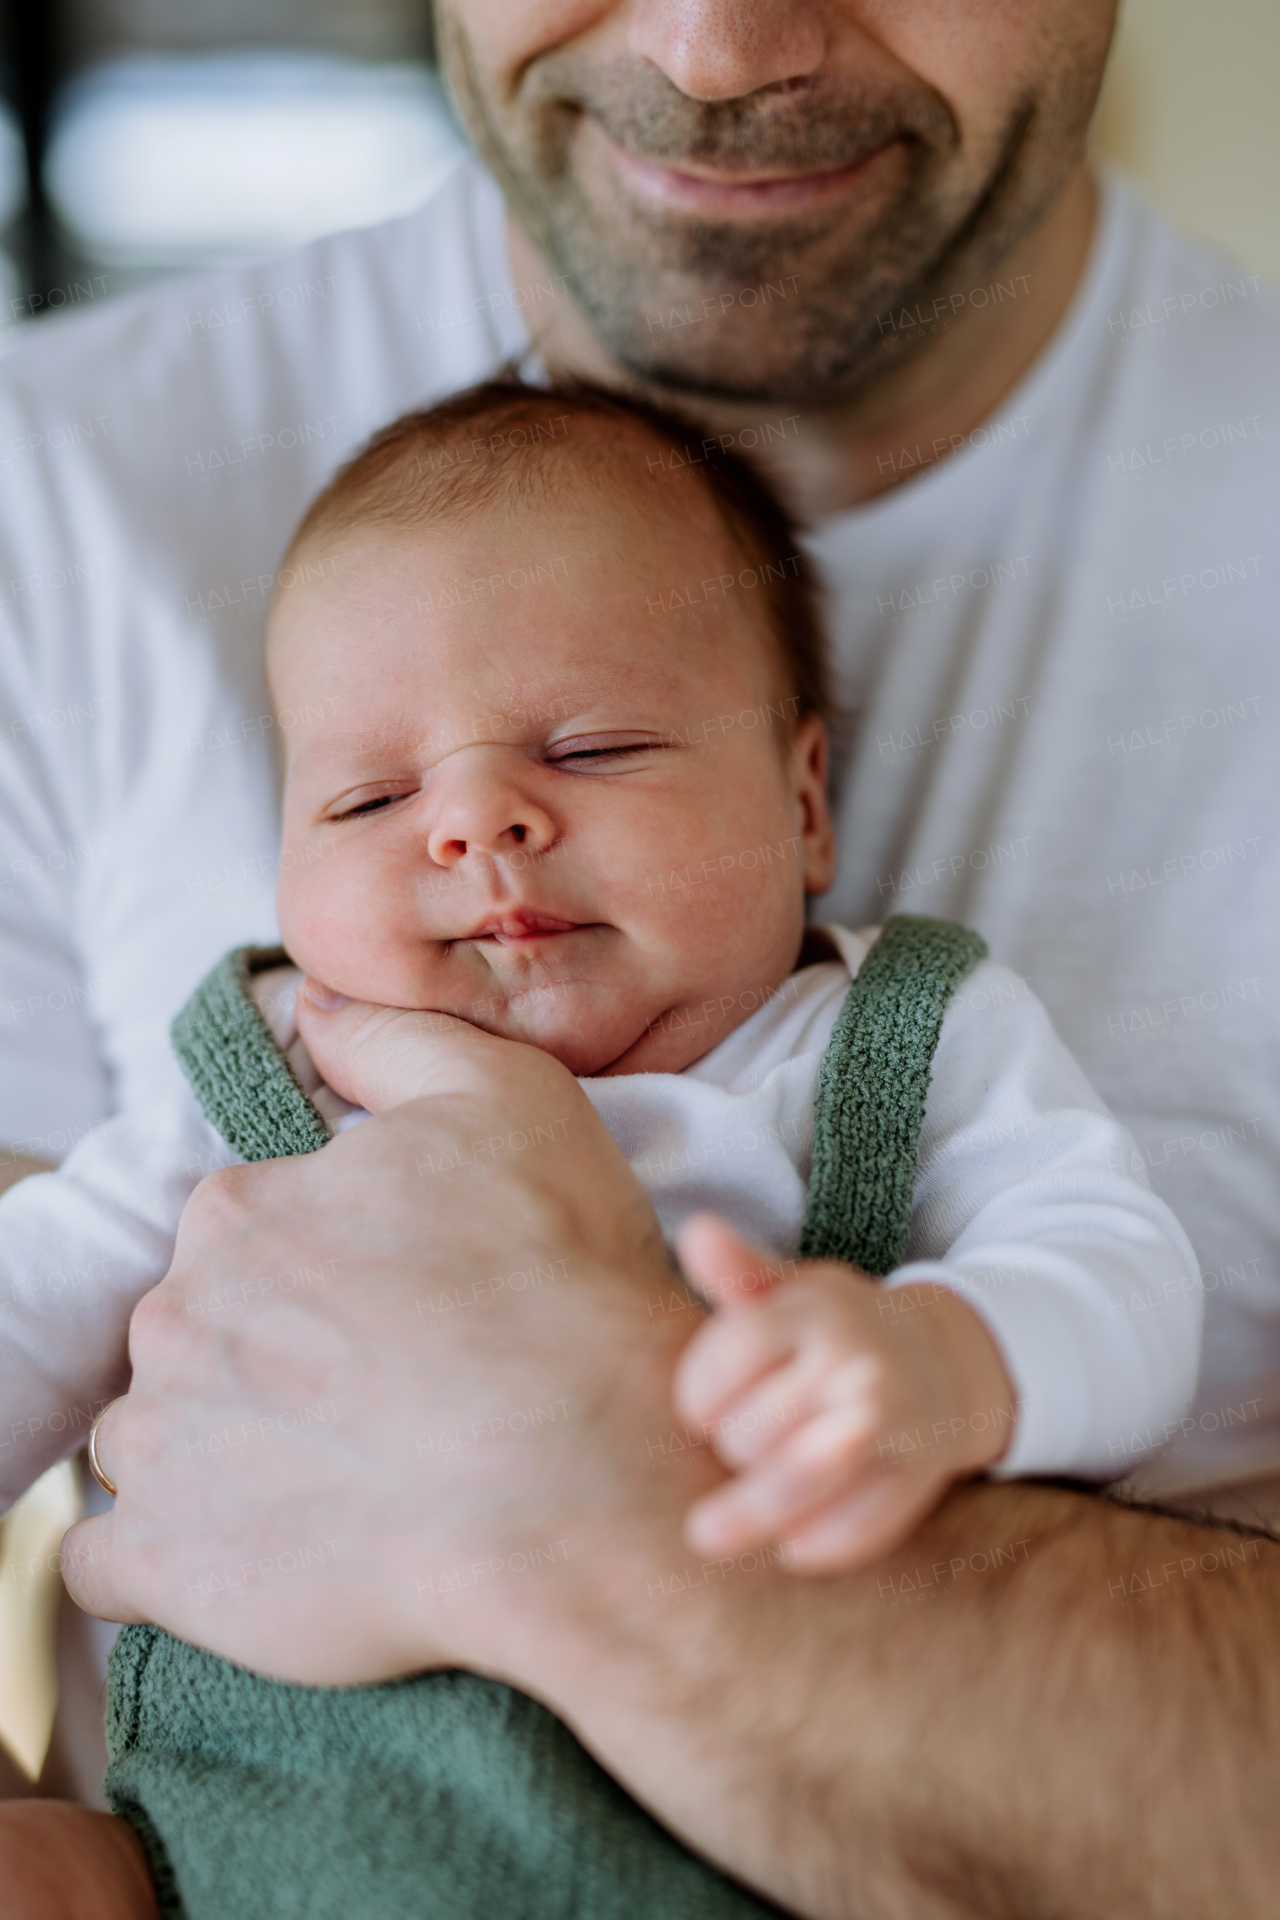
top-left (442, 33), bottom-right (1096, 408)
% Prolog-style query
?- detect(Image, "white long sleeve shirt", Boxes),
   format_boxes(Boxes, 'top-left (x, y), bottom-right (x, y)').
top-left (0, 159), bottom-right (1274, 1497)
top-left (0, 926), bottom-right (1201, 1509)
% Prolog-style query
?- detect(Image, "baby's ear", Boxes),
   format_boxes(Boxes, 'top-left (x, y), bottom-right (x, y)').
top-left (788, 713), bottom-right (836, 895)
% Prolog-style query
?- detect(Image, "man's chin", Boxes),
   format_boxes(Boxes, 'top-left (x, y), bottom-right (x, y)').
top-left (536, 206), bottom-right (944, 407)
top-left (607, 330), bottom-right (863, 411)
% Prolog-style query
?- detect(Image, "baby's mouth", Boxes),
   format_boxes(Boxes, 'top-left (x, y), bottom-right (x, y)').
top-left (464, 910), bottom-right (583, 946)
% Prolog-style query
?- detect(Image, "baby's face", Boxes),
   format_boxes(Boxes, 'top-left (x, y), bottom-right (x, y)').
top-left (271, 473), bottom-right (834, 1076)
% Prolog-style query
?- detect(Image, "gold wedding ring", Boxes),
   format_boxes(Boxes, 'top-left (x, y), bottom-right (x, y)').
top-left (87, 1398), bottom-right (122, 1497)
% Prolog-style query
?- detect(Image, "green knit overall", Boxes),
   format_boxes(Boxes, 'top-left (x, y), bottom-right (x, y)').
top-left (104, 915), bottom-right (986, 1920)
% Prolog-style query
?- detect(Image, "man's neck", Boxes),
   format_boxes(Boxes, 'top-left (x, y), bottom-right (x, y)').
top-left (507, 164), bottom-right (1098, 521)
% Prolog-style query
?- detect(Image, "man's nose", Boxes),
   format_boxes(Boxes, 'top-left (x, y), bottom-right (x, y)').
top-left (627, 0), bottom-right (826, 103)
top-left (425, 750), bottom-right (556, 866)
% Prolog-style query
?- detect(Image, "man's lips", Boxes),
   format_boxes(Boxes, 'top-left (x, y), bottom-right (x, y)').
top-left (592, 125), bottom-right (903, 217)
top-left (464, 910), bottom-right (583, 945)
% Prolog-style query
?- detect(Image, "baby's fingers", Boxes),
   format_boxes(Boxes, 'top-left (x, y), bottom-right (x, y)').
top-left (673, 1293), bottom-right (800, 1434)
top-left (781, 1473), bottom-right (944, 1575)
top-left (683, 1406), bottom-right (878, 1556)
top-left (676, 1213), bottom-right (794, 1310)
top-left (709, 1348), bottom-right (885, 1468)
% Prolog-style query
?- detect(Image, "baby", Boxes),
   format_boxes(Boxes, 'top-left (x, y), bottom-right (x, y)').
top-left (253, 379), bottom-right (1202, 1571)
top-left (0, 380), bottom-right (1202, 1558)
top-left (0, 380), bottom-right (1202, 1915)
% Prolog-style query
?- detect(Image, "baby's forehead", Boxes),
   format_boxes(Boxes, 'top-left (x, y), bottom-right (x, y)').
top-left (265, 409), bottom-right (801, 725)
top-left (271, 440), bottom-right (747, 638)
top-left (468, 423), bottom-right (743, 553)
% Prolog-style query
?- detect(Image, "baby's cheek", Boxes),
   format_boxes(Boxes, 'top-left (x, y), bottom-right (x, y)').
top-left (277, 846), bottom-right (367, 983)
top-left (277, 842), bottom-right (429, 1003)
top-left (276, 853), bottom-right (330, 973)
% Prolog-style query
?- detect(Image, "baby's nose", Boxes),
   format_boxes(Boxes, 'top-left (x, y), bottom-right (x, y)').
top-left (426, 754), bottom-right (555, 866)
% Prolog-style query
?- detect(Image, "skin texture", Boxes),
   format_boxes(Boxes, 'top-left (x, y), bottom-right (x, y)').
top-left (675, 1215), bottom-right (1018, 1570)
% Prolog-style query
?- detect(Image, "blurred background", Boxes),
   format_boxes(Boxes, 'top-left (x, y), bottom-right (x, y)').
top-left (0, 0), bottom-right (1277, 1789)
top-left (0, 0), bottom-right (1276, 353)
top-left (0, 0), bottom-right (463, 342)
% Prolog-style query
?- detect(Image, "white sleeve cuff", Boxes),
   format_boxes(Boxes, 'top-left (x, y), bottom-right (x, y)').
top-left (881, 1253), bottom-right (1189, 1481)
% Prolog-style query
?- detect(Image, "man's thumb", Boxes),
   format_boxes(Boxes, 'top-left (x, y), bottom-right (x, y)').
top-left (294, 980), bottom-right (461, 1112)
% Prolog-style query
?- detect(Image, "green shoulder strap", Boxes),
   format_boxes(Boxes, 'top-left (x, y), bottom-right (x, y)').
top-left (171, 945), bottom-right (329, 1162)
top-left (799, 913), bottom-right (988, 1276)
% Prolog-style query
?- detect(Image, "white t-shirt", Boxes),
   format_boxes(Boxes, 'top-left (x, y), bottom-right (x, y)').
top-left (0, 930), bottom-right (1201, 1508)
top-left (0, 159), bottom-right (1275, 1497)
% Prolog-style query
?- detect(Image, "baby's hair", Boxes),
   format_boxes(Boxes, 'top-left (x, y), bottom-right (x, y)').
top-left (281, 376), bottom-right (831, 724)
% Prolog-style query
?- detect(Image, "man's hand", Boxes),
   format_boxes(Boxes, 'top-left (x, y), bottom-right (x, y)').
top-left (293, 977), bottom-right (542, 1113)
top-left (60, 1010), bottom-right (688, 1684)
top-left (674, 1214), bottom-right (1018, 1572)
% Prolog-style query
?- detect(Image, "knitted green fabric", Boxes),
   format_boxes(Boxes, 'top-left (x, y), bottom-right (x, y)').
top-left (105, 1632), bottom-right (782, 1920)
top-left (104, 914), bottom-right (984, 1919)
top-left (170, 945), bottom-right (329, 1162)
top-left (800, 915), bottom-right (988, 1275)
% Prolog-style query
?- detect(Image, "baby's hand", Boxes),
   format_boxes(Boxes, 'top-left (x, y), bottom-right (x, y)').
top-left (294, 979), bottom-right (565, 1114)
top-left (673, 1215), bottom-right (1018, 1575)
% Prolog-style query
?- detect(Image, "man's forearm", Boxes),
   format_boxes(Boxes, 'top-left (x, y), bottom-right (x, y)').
top-left (516, 1473), bottom-right (1280, 1920)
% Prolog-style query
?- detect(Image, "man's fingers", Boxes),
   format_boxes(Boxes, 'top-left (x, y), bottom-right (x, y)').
top-left (295, 988), bottom-right (469, 1111)
top-left (295, 980), bottom-right (579, 1115)
top-left (59, 1515), bottom-right (145, 1623)
top-left (87, 1391), bottom-right (125, 1493)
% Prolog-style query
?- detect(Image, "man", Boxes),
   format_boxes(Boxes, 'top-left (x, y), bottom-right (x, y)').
top-left (1, 0), bottom-right (1277, 1905)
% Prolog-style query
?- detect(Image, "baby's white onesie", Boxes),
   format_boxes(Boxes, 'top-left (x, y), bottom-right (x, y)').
top-left (0, 926), bottom-right (1202, 1508)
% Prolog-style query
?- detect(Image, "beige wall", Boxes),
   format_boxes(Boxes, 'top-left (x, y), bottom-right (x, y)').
top-left (1093, 0), bottom-right (1280, 283)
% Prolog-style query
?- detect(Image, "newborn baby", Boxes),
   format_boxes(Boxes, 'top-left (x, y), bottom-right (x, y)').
top-left (0, 380), bottom-right (1203, 1917)
top-left (1, 380), bottom-right (1200, 1574)
top-left (258, 380), bottom-right (1201, 1571)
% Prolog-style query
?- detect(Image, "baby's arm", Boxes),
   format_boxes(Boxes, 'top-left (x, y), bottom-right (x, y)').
top-left (0, 1094), bottom-right (230, 1508)
top-left (887, 961), bottom-right (1202, 1481)
top-left (674, 961), bottom-right (1203, 1573)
